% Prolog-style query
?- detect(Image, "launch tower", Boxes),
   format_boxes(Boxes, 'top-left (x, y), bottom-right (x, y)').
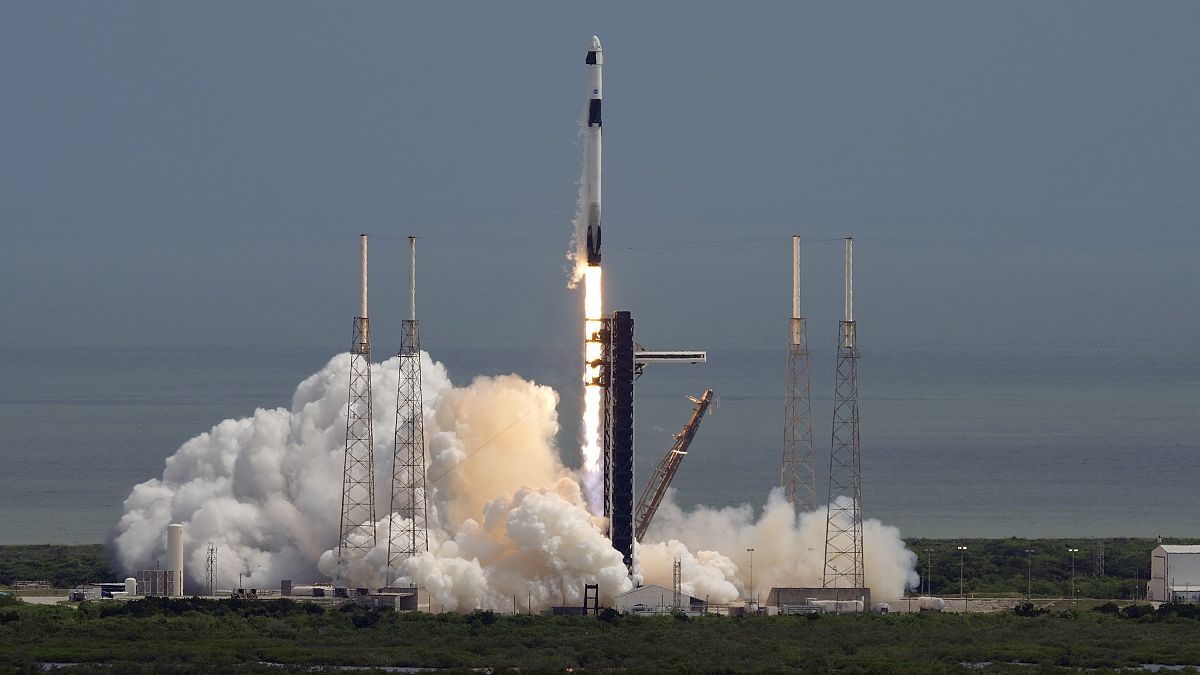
top-left (337, 234), bottom-right (377, 578)
top-left (822, 237), bottom-right (864, 591)
top-left (781, 235), bottom-right (815, 511)
top-left (388, 236), bottom-right (429, 576)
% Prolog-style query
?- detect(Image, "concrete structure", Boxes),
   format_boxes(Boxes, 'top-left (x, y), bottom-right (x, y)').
top-left (766, 586), bottom-right (872, 610)
top-left (167, 523), bottom-right (184, 597)
top-left (615, 584), bottom-right (705, 614)
top-left (1149, 545), bottom-right (1200, 603)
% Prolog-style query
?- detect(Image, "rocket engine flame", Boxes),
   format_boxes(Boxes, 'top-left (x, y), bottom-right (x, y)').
top-left (581, 266), bottom-right (604, 513)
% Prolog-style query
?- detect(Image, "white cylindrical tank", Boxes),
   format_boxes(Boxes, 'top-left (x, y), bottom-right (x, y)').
top-left (916, 596), bottom-right (945, 611)
top-left (125, 577), bottom-right (137, 595)
top-left (167, 523), bottom-right (184, 597)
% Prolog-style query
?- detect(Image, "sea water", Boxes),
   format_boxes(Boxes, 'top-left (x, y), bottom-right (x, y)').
top-left (1, 342), bottom-right (1197, 543)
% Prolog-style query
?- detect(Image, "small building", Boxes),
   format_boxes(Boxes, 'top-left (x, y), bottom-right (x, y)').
top-left (1149, 545), bottom-right (1200, 603)
top-left (766, 587), bottom-right (872, 611)
top-left (614, 584), bottom-right (705, 614)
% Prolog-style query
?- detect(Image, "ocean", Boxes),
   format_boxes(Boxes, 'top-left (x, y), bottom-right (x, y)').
top-left (2, 341), bottom-right (1198, 544)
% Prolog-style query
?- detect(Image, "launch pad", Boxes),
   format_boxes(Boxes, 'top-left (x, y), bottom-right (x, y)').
top-left (593, 310), bottom-right (706, 571)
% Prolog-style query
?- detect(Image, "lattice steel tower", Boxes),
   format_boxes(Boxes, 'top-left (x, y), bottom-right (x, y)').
top-left (388, 236), bottom-right (429, 577)
top-left (782, 235), bottom-right (815, 511)
top-left (823, 237), bottom-right (863, 590)
top-left (205, 542), bottom-right (217, 595)
top-left (337, 234), bottom-right (377, 578)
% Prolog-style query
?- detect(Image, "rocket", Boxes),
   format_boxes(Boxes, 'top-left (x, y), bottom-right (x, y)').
top-left (584, 35), bottom-right (603, 266)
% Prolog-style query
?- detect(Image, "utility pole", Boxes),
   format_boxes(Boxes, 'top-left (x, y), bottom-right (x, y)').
top-left (924, 548), bottom-right (934, 595)
top-left (957, 546), bottom-right (967, 612)
top-left (1068, 547), bottom-right (1079, 606)
top-left (1024, 549), bottom-right (1035, 600)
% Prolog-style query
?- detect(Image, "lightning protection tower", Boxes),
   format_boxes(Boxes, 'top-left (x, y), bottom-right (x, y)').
top-left (205, 542), bottom-right (217, 596)
top-left (823, 237), bottom-right (864, 591)
top-left (388, 236), bottom-right (429, 579)
top-left (338, 234), bottom-right (377, 578)
top-left (782, 235), bottom-right (815, 511)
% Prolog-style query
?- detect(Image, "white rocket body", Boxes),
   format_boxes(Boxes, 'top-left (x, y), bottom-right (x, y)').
top-left (584, 36), bottom-right (603, 266)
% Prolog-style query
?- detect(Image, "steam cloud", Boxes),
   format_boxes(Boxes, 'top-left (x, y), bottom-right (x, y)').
top-left (111, 354), bottom-right (917, 610)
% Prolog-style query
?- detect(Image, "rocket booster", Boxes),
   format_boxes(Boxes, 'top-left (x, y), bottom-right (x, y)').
top-left (584, 36), bottom-right (603, 266)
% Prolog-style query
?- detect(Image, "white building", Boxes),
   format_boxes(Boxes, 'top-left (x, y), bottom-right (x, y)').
top-left (614, 584), bottom-right (704, 614)
top-left (1148, 545), bottom-right (1200, 603)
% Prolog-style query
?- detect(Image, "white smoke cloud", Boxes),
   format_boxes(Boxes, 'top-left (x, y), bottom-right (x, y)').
top-left (112, 354), bottom-right (918, 610)
top-left (638, 489), bottom-right (919, 603)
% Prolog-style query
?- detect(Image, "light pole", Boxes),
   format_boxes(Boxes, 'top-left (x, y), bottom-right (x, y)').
top-left (746, 548), bottom-right (755, 607)
top-left (957, 546), bottom-right (968, 612)
top-left (1024, 549), bottom-right (1035, 600)
top-left (924, 548), bottom-right (934, 595)
top-left (1068, 548), bottom-right (1079, 606)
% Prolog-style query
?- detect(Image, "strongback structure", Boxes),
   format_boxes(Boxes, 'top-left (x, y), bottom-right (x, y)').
top-left (782, 235), bottom-right (815, 511)
top-left (338, 234), bottom-right (377, 578)
top-left (388, 236), bottom-right (429, 577)
top-left (601, 310), bottom-right (706, 571)
top-left (607, 311), bottom-right (637, 570)
top-left (634, 389), bottom-right (715, 542)
top-left (823, 237), bottom-right (864, 592)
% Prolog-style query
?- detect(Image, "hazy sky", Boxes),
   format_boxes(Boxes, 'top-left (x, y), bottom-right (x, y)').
top-left (2, 2), bottom-right (1197, 354)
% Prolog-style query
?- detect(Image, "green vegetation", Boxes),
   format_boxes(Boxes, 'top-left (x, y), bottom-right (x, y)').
top-left (0, 545), bottom-right (114, 588)
top-left (905, 537), bottom-right (1174, 599)
top-left (2, 596), bottom-right (1200, 673)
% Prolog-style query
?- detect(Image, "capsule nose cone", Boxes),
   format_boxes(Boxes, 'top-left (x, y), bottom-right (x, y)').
top-left (590, 35), bottom-right (602, 51)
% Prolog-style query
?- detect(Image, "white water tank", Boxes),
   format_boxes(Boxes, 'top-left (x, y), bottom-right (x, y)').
top-left (916, 596), bottom-right (945, 611)
top-left (167, 523), bottom-right (184, 597)
top-left (125, 577), bottom-right (137, 595)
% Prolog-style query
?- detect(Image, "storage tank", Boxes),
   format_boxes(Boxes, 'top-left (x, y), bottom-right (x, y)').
top-left (125, 577), bottom-right (137, 595)
top-left (916, 596), bottom-right (945, 611)
top-left (167, 523), bottom-right (184, 597)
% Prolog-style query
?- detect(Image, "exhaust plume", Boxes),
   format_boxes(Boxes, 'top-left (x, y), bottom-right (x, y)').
top-left (112, 355), bottom-right (918, 610)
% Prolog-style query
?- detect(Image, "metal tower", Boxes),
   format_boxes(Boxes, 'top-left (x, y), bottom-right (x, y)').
top-left (823, 237), bottom-right (864, 590)
top-left (634, 389), bottom-right (714, 542)
top-left (672, 557), bottom-right (683, 612)
top-left (338, 234), bottom-right (377, 577)
top-left (388, 236), bottom-right (429, 577)
top-left (205, 542), bottom-right (217, 595)
top-left (1094, 540), bottom-right (1106, 576)
top-left (782, 234), bottom-right (815, 511)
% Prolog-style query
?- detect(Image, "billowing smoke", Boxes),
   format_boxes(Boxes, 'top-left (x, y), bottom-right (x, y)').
top-left (638, 490), bottom-right (919, 603)
top-left (112, 354), bottom-right (918, 610)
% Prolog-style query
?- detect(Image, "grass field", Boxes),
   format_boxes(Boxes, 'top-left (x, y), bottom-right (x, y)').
top-left (2, 595), bottom-right (1200, 673)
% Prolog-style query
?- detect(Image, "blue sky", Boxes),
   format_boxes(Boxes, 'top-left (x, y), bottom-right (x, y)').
top-left (2, 1), bottom-right (1197, 353)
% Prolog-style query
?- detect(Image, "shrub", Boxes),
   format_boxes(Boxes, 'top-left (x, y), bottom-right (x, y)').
top-left (466, 609), bottom-right (496, 626)
top-left (1120, 604), bottom-right (1153, 620)
top-left (1093, 602), bottom-right (1119, 615)
top-left (1013, 602), bottom-right (1046, 617)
